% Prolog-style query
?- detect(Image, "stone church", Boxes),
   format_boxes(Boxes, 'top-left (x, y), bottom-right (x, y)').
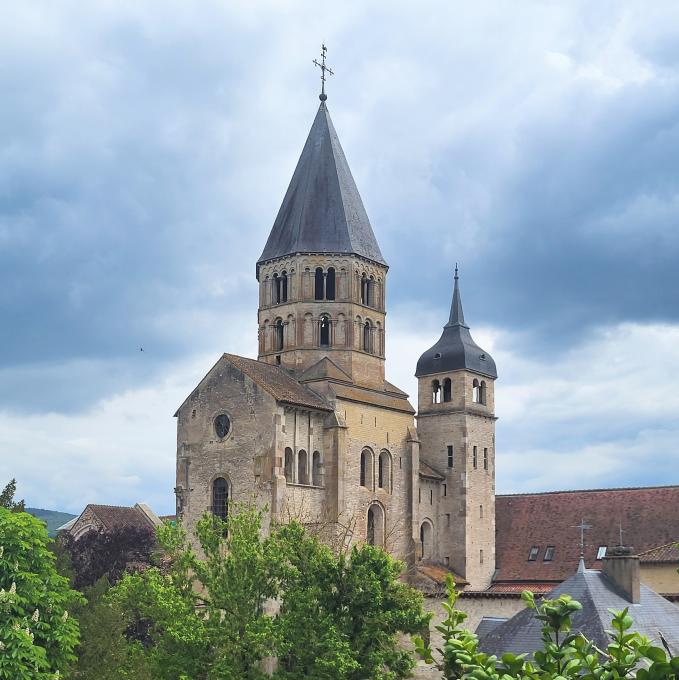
top-left (174, 94), bottom-right (498, 591)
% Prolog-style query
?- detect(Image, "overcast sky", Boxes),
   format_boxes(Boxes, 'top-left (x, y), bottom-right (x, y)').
top-left (2, 1), bottom-right (679, 515)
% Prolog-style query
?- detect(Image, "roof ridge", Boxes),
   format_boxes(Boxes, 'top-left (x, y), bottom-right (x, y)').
top-left (638, 541), bottom-right (679, 555)
top-left (498, 484), bottom-right (679, 497)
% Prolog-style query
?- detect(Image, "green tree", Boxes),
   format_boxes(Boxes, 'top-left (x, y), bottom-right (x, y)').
top-left (108, 506), bottom-right (429, 679)
top-left (273, 521), bottom-right (428, 680)
top-left (0, 507), bottom-right (83, 679)
top-left (67, 577), bottom-right (152, 680)
top-left (0, 479), bottom-right (24, 512)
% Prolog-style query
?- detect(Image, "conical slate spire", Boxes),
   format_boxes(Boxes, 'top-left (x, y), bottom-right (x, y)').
top-left (415, 268), bottom-right (497, 379)
top-left (257, 103), bottom-right (386, 271)
top-left (448, 265), bottom-right (467, 327)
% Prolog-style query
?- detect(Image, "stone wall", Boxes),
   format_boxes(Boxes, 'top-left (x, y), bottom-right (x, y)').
top-left (337, 397), bottom-right (416, 561)
top-left (640, 563), bottom-right (679, 596)
top-left (175, 356), bottom-right (278, 548)
top-left (257, 253), bottom-right (388, 386)
top-left (417, 368), bottom-right (496, 590)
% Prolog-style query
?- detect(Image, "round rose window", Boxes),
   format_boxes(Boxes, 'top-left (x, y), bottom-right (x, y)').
top-left (214, 414), bottom-right (231, 439)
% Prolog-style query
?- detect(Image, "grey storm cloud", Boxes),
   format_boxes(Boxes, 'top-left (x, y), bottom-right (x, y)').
top-left (2, 1), bottom-right (679, 510)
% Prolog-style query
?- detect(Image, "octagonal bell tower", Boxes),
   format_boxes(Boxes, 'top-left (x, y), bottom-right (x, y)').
top-left (415, 268), bottom-right (497, 589)
top-left (256, 99), bottom-right (388, 388)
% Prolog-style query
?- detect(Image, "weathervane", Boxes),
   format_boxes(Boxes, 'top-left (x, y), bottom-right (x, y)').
top-left (572, 518), bottom-right (592, 558)
top-left (313, 44), bottom-right (334, 101)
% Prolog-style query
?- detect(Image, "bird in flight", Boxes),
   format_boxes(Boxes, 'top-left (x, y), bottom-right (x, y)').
top-left (140, 347), bottom-right (144, 352)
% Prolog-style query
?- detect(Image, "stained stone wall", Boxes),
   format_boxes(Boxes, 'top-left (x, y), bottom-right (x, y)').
top-left (175, 356), bottom-right (279, 547)
top-left (416, 369), bottom-right (497, 590)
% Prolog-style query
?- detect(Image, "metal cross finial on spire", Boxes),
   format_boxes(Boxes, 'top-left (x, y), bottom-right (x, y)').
top-left (454, 263), bottom-right (459, 279)
top-left (313, 44), bottom-right (334, 102)
top-left (572, 518), bottom-right (592, 558)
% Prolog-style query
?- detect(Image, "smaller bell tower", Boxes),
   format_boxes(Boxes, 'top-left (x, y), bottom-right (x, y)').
top-left (415, 268), bottom-right (497, 590)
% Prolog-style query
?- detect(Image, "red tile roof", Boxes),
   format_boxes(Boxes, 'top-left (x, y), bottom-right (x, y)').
top-left (486, 582), bottom-right (556, 595)
top-left (639, 542), bottom-right (679, 563)
top-left (419, 461), bottom-right (446, 481)
top-left (495, 486), bottom-right (679, 583)
top-left (87, 505), bottom-right (156, 531)
top-left (223, 354), bottom-right (333, 412)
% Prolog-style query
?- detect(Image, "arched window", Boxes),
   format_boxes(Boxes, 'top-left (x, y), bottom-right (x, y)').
top-left (319, 315), bottom-right (331, 347)
top-left (360, 273), bottom-right (368, 305)
top-left (326, 267), bottom-right (336, 300)
top-left (360, 448), bottom-right (374, 488)
top-left (420, 520), bottom-right (433, 560)
top-left (472, 379), bottom-right (480, 403)
top-left (297, 450), bottom-right (308, 485)
top-left (366, 503), bottom-right (385, 547)
top-left (363, 321), bottom-right (372, 353)
top-left (212, 477), bottom-right (229, 521)
top-left (281, 271), bottom-right (288, 302)
top-left (368, 276), bottom-right (375, 306)
top-left (284, 447), bottom-right (294, 483)
top-left (312, 451), bottom-right (322, 486)
top-left (273, 273), bottom-right (281, 304)
top-left (314, 267), bottom-right (324, 301)
top-left (378, 450), bottom-right (391, 492)
top-left (275, 319), bottom-right (284, 351)
top-left (432, 380), bottom-right (441, 404)
top-left (443, 378), bottom-right (452, 402)
top-left (480, 380), bottom-right (487, 405)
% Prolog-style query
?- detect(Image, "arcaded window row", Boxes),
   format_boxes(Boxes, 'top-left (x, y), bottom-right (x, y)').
top-left (360, 448), bottom-right (392, 493)
top-left (262, 267), bottom-right (384, 309)
top-left (431, 377), bottom-right (488, 405)
top-left (283, 447), bottom-right (323, 486)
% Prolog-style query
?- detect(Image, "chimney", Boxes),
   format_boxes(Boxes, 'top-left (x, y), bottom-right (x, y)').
top-left (602, 546), bottom-right (640, 604)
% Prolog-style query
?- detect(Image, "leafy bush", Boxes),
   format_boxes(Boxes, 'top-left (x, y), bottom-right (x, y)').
top-left (415, 575), bottom-right (679, 680)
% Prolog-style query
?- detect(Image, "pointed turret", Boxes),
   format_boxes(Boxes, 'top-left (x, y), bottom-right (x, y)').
top-left (448, 264), bottom-right (466, 326)
top-left (416, 268), bottom-right (497, 378)
top-left (257, 103), bottom-right (385, 274)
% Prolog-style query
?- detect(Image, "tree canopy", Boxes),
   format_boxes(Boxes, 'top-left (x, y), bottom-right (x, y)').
top-left (0, 479), bottom-right (24, 513)
top-left (0, 507), bottom-right (83, 679)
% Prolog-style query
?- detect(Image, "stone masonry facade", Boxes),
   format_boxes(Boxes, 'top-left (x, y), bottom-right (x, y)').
top-left (174, 99), bottom-right (498, 593)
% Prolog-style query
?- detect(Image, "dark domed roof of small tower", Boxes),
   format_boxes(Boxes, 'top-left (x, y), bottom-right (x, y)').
top-left (416, 267), bottom-right (497, 379)
top-left (257, 101), bottom-right (386, 272)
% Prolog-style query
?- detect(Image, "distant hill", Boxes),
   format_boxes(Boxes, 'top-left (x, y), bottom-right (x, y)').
top-left (26, 508), bottom-right (77, 537)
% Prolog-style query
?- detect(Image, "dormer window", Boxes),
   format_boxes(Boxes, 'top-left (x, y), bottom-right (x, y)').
top-left (434, 352), bottom-right (441, 359)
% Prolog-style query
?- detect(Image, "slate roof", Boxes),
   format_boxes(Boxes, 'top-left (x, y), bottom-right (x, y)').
top-left (479, 562), bottom-right (679, 657)
top-left (416, 270), bottom-right (496, 379)
top-left (475, 617), bottom-right (508, 637)
top-left (495, 486), bottom-right (679, 584)
top-left (258, 103), bottom-right (386, 271)
top-left (223, 354), bottom-right (333, 412)
top-left (639, 542), bottom-right (679, 564)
